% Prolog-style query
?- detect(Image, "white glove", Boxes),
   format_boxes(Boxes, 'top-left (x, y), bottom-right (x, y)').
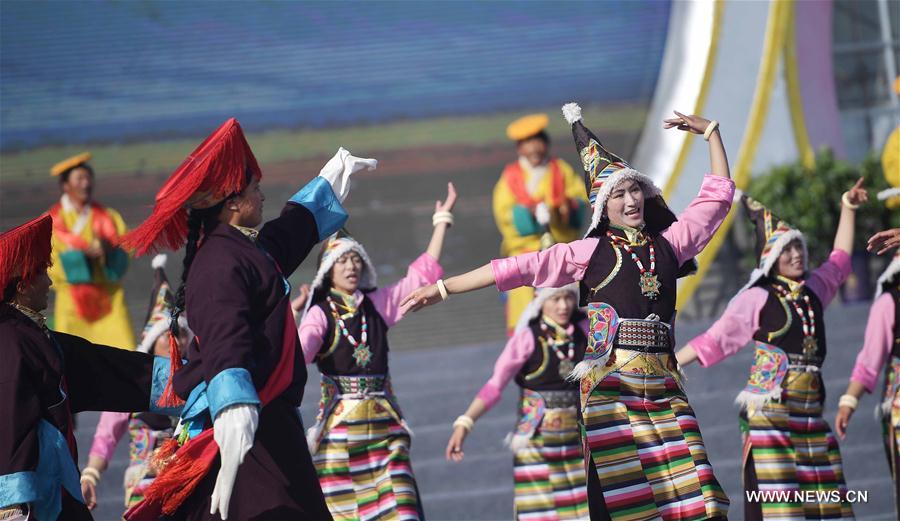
top-left (534, 202), bottom-right (551, 227)
top-left (210, 404), bottom-right (259, 520)
top-left (317, 147), bottom-right (378, 202)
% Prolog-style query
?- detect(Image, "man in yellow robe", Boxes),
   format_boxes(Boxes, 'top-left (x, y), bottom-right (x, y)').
top-left (47, 152), bottom-right (135, 349)
top-left (492, 114), bottom-right (588, 335)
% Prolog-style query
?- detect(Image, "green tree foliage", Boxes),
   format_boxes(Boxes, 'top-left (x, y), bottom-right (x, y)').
top-left (746, 149), bottom-right (899, 266)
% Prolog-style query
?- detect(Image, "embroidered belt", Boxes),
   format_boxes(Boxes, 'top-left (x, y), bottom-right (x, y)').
top-left (613, 318), bottom-right (673, 352)
top-left (331, 375), bottom-right (386, 395)
top-left (537, 389), bottom-right (579, 409)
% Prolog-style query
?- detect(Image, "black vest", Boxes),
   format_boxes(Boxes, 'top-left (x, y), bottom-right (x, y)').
top-left (752, 279), bottom-right (827, 361)
top-left (579, 230), bottom-right (680, 323)
top-left (515, 311), bottom-right (587, 392)
top-left (314, 294), bottom-right (390, 375)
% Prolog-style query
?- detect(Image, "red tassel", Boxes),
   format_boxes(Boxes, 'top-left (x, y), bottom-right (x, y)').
top-left (157, 331), bottom-right (185, 408)
top-left (120, 118), bottom-right (262, 257)
top-left (125, 430), bottom-right (218, 520)
top-left (0, 214), bottom-right (53, 291)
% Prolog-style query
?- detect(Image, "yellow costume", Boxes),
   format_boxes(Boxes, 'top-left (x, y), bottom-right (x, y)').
top-left (493, 115), bottom-right (588, 334)
top-left (48, 153), bottom-right (135, 349)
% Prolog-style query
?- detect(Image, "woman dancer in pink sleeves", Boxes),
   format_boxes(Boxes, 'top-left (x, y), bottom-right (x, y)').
top-left (676, 184), bottom-right (866, 520)
top-left (404, 103), bottom-right (734, 521)
top-left (298, 184), bottom-right (456, 521)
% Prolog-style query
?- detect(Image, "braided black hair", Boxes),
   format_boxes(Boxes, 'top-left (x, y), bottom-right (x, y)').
top-left (169, 201), bottom-right (225, 339)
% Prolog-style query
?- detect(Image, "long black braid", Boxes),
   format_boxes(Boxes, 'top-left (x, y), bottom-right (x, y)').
top-left (169, 202), bottom-right (225, 339)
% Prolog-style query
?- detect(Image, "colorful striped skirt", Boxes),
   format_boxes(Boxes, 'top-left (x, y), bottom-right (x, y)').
top-left (123, 417), bottom-right (173, 507)
top-left (313, 396), bottom-right (422, 521)
top-left (580, 351), bottom-right (730, 521)
top-left (741, 370), bottom-right (854, 519)
top-left (512, 404), bottom-right (590, 520)
top-left (880, 356), bottom-right (900, 516)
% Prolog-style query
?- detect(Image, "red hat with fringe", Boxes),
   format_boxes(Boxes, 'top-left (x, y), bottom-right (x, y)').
top-left (121, 118), bottom-right (262, 256)
top-left (0, 214), bottom-right (53, 293)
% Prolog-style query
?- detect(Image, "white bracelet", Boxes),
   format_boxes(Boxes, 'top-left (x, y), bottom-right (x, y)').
top-left (453, 415), bottom-right (474, 432)
top-left (80, 467), bottom-right (100, 485)
top-left (841, 191), bottom-right (860, 210)
top-left (703, 120), bottom-right (719, 141)
top-left (432, 211), bottom-right (454, 227)
top-left (436, 279), bottom-right (449, 301)
top-left (838, 394), bottom-right (859, 410)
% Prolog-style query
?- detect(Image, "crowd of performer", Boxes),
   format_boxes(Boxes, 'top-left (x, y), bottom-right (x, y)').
top-left (1, 103), bottom-right (898, 521)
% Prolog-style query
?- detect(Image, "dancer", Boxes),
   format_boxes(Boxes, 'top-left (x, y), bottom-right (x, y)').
top-left (446, 284), bottom-right (590, 520)
top-left (494, 113), bottom-right (588, 335)
top-left (80, 255), bottom-right (191, 510)
top-left (121, 118), bottom-right (373, 520)
top-left (835, 249), bottom-right (900, 516)
top-left (0, 215), bottom-right (173, 521)
top-left (403, 103), bottom-right (734, 520)
top-left (676, 185), bottom-right (866, 520)
top-left (48, 152), bottom-right (135, 348)
top-left (299, 183), bottom-right (456, 520)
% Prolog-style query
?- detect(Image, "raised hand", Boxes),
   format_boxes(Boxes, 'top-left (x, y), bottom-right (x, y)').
top-left (663, 111), bottom-right (712, 135)
top-left (291, 284), bottom-right (311, 315)
top-left (845, 177), bottom-right (868, 207)
top-left (435, 182), bottom-right (458, 213)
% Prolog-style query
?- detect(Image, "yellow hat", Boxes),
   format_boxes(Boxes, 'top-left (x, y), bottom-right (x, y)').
top-left (50, 152), bottom-right (92, 177)
top-left (506, 113), bottom-right (549, 141)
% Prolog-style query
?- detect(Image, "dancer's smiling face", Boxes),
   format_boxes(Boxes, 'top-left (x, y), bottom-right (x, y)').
top-left (541, 290), bottom-right (576, 327)
top-left (606, 179), bottom-right (645, 229)
top-left (330, 251), bottom-right (364, 295)
top-left (775, 239), bottom-right (805, 280)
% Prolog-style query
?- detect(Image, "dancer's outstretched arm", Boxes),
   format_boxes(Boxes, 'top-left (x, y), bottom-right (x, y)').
top-left (833, 177), bottom-right (867, 255)
top-left (402, 263), bottom-right (496, 311)
top-left (425, 182), bottom-right (457, 262)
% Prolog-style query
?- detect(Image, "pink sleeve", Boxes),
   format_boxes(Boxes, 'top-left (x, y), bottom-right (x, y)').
top-left (491, 238), bottom-right (599, 292)
top-left (370, 253), bottom-right (443, 327)
top-left (805, 249), bottom-right (851, 307)
top-left (850, 293), bottom-right (895, 392)
top-left (661, 175), bottom-right (736, 265)
top-left (687, 287), bottom-right (768, 367)
top-left (88, 411), bottom-right (130, 461)
top-left (475, 328), bottom-right (535, 411)
top-left (298, 305), bottom-right (328, 364)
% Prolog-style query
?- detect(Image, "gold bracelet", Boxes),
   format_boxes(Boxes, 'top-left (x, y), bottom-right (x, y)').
top-left (703, 120), bottom-right (719, 141)
top-left (841, 191), bottom-right (859, 210)
top-left (453, 415), bottom-right (474, 432)
top-left (436, 279), bottom-right (449, 301)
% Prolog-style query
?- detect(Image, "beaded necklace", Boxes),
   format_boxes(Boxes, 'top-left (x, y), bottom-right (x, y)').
top-left (540, 316), bottom-right (576, 378)
top-left (771, 282), bottom-right (817, 357)
top-left (607, 230), bottom-right (660, 300)
top-left (326, 294), bottom-right (372, 368)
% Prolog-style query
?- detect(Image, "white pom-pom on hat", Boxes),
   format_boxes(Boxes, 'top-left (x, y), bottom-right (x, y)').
top-left (151, 253), bottom-right (167, 270)
top-left (561, 103), bottom-right (582, 125)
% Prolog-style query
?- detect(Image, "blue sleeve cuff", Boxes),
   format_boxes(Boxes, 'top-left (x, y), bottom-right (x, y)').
top-left (149, 356), bottom-right (182, 416)
top-left (0, 471), bottom-right (38, 508)
top-left (289, 176), bottom-right (348, 241)
top-left (207, 368), bottom-right (260, 419)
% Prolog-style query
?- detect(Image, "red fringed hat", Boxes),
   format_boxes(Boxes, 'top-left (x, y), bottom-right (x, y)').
top-left (121, 118), bottom-right (262, 256)
top-left (0, 214), bottom-right (53, 292)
